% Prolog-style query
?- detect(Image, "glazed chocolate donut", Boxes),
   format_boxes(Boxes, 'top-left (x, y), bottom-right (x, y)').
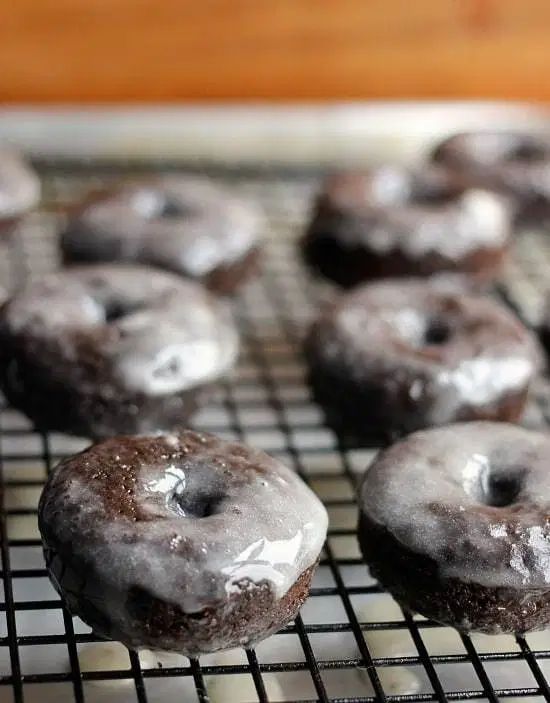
top-left (302, 165), bottom-right (511, 287)
top-left (0, 148), bottom-right (40, 235)
top-left (358, 422), bottom-right (550, 634)
top-left (61, 177), bottom-right (263, 294)
top-left (432, 131), bottom-right (550, 223)
top-left (305, 279), bottom-right (540, 441)
top-left (0, 265), bottom-right (239, 438)
top-left (38, 430), bottom-right (328, 654)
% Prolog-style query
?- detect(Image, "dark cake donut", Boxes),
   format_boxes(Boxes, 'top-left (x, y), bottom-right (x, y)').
top-left (0, 148), bottom-right (40, 235)
top-left (61, 176), bottom-right (263, 294)
top-left (302, 165), bottom-right (511, 287)
top-left (432, 131), bottom-right (550, 223)
top-left (358, 422), bottom-right (550, 634)
top-left (305, 279), bottom-right (540, 441)
top-left (38, 430), bottom-right (328, 654)
top-left (0, 265), bottom-right (239, 438)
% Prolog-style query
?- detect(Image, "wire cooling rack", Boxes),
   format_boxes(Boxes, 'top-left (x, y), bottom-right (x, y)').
top-left (2, 158), bottom-right (550, 703)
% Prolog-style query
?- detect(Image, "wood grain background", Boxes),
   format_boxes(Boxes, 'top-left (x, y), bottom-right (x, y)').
top-left (1, 0), bottom-right (550, 102)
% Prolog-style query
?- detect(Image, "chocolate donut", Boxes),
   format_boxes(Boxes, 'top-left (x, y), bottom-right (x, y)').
top-left (358, 422), bottom-right (550, 634)
top-left (0, 265), bottom-right (239, 438)
top-left (38, 430), bottom-right (328, 654)
top-left (61, 177), bottom-right (263, 294)
top-left (305, 279), bottom-right (540, 441)
top-left (302, 166), bottom-right (511, 287)
top-left (0, 148), bottom-right (40, 235)
top-left (432, 131), bottom-right (550, 223)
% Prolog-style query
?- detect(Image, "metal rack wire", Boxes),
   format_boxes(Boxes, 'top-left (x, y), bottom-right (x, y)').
top-left (1, 158), bottom-right (550, 702)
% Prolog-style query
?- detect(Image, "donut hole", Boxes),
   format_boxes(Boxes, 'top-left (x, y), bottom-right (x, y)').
top-left (423, 317), bottom-right (452, 346)
top-left (131, 190), bottom-right (191, 220)
top-left (170, 486), bottom-right (225, 518)
top-left (479, 471), bottom-right (524, 507)
top-left (156, 197), bottom-right (188, 219)
top-left (104, 298), bottom-right (146, 323)
top-left (414, 190), bottom-right (456, 206)
top-left (508, 142), bottom-right (545, 163)
top-left (152, 354), bottom-right (182, 379)
top-left (411, 178), bottom-right (460, 206)
top-left (86, 275), bottom-right (109, 290)
top-left (472, 465), bottom-right (526, 507)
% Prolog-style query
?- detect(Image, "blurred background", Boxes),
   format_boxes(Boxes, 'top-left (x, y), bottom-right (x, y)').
top-left (1, 0), bottom-right (550, 103)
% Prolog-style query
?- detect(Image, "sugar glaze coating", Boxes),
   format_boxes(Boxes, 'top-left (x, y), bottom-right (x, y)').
top-left (0, 265), bottom-right (239, 437)
top-left (358, 423), bottom-right (550, 633)
top-left (61, 177), bottom-right (263, 293)
top-left (432, 131), bottom-right (550, 220)
top-left (302, 166), bottom-right (511, 287)
top-left (39, 431), bottom-right (328, 653)
top-left (0, 148), bottom-right (40, 223)
top-left (305, 279), bottom-right (540, 440)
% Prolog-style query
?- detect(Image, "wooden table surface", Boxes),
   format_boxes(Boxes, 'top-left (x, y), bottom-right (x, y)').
top-left (1, 0), bottom-right (550, 103)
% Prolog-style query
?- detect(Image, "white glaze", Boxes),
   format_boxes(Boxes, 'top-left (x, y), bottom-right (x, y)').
top-left (354, 188), bottom-right (509, 259)
top-left (360, 666), bottom-right (421, 696)
top-left (439, 132), bottom-right (526, 166)
top-left (435, 132), bottom-right (550, 199)
top-left (110, 302), bottom-right (238, 396)
top-left (360, 422), bottom-right (550, 589)
top-left (364, 165), bottom-right (413, 206)
top-left (428, 356), bottom-right (534, 424)
top-left (0, 148), bottom-right (40, 219)
top-left (323, 167), bottom-right (511, 259)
